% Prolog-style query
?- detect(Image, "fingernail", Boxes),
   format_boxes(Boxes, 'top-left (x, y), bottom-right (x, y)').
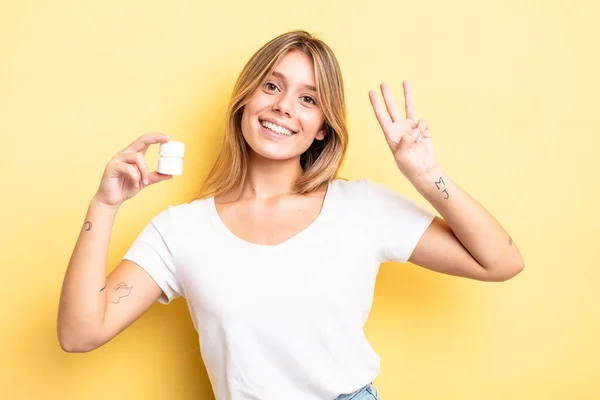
top-left (411, 129), bottom-right (419, 137)
top-left (144, 178), bottom-right (149, 185)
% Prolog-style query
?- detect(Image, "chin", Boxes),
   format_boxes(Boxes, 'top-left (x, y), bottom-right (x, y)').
top-left (246, 142), bottom-right (296, 161)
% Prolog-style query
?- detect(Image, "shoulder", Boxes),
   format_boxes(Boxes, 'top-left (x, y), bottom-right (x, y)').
top-left (332, 177), bottom-right (391, 203)
top-left (333, 177), bottom-right (431, 214)
top-left (326, 178), bottom-right (373, 218)
top-left (331, 177), bottom-right (370, 197)
top-left (151, 198), bottom-right (212, 227)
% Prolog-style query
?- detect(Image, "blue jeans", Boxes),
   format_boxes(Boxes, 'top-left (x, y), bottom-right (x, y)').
top-left (334, 382), bottom-right (381, 400)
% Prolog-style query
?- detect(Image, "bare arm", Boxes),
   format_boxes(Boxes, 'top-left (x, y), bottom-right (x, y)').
top-left (409, 168), bottom-right (524, 280)
top-left (369, 81), bottom-right (524, 281)
top-left (57, 198), bottom-right (120, 352)
top-left (57, 197), bottom-right (163, 352)
top-left (57, 133), bottom-right (173, 352)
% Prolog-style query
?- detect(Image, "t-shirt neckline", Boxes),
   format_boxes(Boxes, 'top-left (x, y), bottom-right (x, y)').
top-left (208, 179), bottom-right (337, 250)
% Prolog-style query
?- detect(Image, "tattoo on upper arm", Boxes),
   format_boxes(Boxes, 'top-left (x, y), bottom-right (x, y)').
top-left (110, 282), bottom-right (133, 304)
top-left (84, 221), bottom-right (92, 231)
top-left (434, 177), bottom-right (450, 200)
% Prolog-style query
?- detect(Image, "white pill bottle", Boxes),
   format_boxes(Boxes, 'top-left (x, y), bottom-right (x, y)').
top-left (157, 141), bottom-right (184, 175)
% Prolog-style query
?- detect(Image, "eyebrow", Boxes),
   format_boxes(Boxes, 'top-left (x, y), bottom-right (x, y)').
top-left (271, 71), bottom-right (317, 92)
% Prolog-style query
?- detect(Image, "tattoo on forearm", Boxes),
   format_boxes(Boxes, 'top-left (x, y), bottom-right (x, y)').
top-left (433, 176), bottom-right (450, 199)
top-left (434, 176), bottom-right (445, 190)
top-left (84, 221), bottom-right (92, 231)
top-left (110, 282), bottom-right (133, 304)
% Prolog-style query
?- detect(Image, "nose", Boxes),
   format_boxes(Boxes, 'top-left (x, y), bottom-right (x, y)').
top-left (273, 92), bottom-right (293, 117)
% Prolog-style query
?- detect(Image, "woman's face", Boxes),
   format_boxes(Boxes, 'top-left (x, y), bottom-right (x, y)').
top-left (240, 50), bottom-right (326, 162)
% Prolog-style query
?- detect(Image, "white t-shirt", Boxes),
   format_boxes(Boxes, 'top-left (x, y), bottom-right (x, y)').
top-left (122, 177), bottom-right (436, 400)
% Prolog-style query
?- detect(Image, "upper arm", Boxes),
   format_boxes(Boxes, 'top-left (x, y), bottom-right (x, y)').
top-left (407, 216), bottom-right (509, 282)
top-left (90, 259), bottom-right (163, 351)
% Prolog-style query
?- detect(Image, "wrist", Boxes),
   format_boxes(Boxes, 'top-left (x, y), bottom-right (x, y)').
top-left (90, 196), bottom-right (121, 213)
top-left (410, 165), bottom-right (445, 186)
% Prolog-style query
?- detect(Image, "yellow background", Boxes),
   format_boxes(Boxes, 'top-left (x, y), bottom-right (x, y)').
top-left (1, 0), bottom-right (598, 398)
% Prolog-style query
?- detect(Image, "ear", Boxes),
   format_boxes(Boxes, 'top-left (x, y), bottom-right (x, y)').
top-left (315, 126), bottom-right (327, 141)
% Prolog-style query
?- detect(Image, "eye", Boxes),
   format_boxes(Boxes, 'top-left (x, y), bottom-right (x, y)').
top-left (264, 82), bottom-right (279, 92)
top-left (302, 95), bottom-right (317, 105)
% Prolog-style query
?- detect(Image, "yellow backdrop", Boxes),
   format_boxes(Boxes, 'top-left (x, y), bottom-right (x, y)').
top-left (1, 0), bottom-right (598, 398)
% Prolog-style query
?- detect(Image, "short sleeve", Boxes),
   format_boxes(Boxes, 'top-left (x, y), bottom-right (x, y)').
top-left (364, 178), bottom-right (436, 263)
top-left (122, 206), bottom-right (183, 304)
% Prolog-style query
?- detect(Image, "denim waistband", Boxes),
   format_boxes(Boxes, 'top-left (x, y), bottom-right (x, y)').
top-left (334, 381), bottom-right (375, 400)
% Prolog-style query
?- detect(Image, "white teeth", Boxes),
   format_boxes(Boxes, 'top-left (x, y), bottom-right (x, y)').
top-left (261, 120), bottom-right (294, 136)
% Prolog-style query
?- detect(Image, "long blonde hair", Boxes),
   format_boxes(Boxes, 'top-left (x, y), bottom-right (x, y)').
top-left (193, 30), bottom-right (348, 200)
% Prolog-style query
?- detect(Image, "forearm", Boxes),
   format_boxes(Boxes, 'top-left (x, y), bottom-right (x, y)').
top-left (57, 197), bottom-right (118, 350)
top-left (411, 167), bottom-right (524, 274)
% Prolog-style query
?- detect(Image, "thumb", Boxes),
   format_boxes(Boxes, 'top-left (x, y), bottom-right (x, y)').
top-left (148, 171), bottom-right (174, 185)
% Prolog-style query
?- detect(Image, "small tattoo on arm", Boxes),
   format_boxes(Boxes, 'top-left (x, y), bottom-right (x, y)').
top-left (84, 221), bottom-right (92, 231)
top-left (434, 177), bottom-right (445, 190)
top-left (433, 176), bottom-right (450, 199)
top-left (508, 236), bottom-right (513, 246)
top-left (110, 282), bottom-right (133, 304)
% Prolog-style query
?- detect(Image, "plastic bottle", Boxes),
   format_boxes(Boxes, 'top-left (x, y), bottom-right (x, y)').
top-left (157, 141), bottom-right (184, 175)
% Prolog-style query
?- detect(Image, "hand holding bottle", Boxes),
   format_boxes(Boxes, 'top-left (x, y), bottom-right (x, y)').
top-left (93, 133), bottom-right (173, 208)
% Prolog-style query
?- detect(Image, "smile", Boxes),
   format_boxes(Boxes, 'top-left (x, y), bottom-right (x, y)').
top-left (260, 120), bottom-right (295, 136)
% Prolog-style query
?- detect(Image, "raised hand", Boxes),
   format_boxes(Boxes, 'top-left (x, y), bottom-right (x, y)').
top-left (93, 133), bottom-right (173, 208)
top-left (369, 81), bottom-right (439, 182)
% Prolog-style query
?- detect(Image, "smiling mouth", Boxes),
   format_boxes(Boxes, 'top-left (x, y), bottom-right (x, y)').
top-left (259, 120), bottom-right (296, 136)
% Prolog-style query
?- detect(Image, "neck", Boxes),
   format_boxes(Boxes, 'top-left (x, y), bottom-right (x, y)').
top-left (241, 152), bottom-right (304, 201)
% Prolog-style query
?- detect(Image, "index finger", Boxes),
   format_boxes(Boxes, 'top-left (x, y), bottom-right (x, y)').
top-left (403, 80), bottom-right (417, 122)
top-left (368, 90), bottom-right (392, 133)
top-left (120, 133), bottom-right (171, 155)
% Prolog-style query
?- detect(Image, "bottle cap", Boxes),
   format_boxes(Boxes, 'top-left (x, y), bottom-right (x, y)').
top-left (159, 141), bottom-right (184, 157)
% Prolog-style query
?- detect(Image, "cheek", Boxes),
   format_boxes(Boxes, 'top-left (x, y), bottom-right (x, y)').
top-left (249, 91), bottom-right (272, 111)
top-left (240, 108), bottom-right (250, 132)
top-left (241, 97), bottom-right (263, 125)
top-left (242, 91), bottom-right (265, 117)
top-left (300, 109), bottom-right (325, 134)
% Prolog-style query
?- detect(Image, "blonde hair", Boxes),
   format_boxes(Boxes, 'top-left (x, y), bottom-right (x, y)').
top-left (192, 30), bottom-right (348, 200)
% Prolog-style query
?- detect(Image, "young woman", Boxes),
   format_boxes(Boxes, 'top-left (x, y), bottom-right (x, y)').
top-left (58, 30), bottom-right (524, 400)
